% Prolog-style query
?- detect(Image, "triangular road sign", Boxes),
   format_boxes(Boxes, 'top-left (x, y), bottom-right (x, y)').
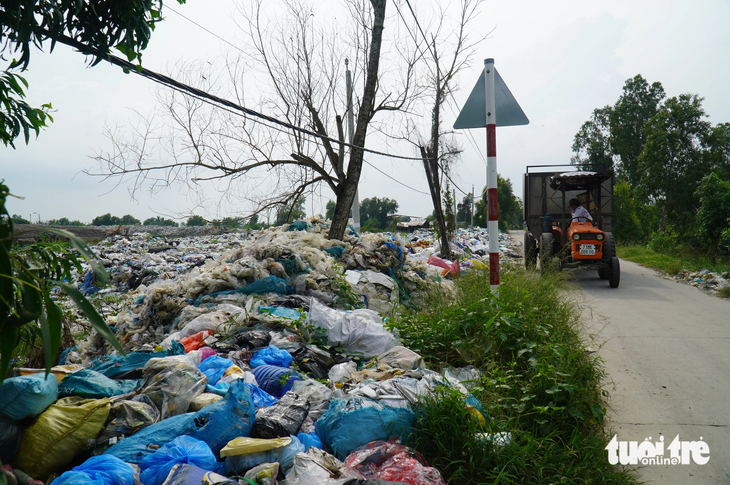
top-left (454, 67), bottom-right (528, 129)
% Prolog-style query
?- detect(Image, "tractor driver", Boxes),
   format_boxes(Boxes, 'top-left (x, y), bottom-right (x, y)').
top-left (570, 198), bottom-right (593, 223)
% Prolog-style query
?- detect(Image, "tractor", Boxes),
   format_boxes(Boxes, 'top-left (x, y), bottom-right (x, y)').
top-left (523, 166), bottom-right (620, 288)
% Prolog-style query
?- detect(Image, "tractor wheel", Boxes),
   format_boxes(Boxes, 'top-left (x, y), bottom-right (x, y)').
top-left (540, 233), bottom-right (556, 273)
top-left (598, 232), bottom-right (615, 280)
top-left (524, 232), bottom-right (537, 269)
top-left (608, 256), bottom-right (620, 288)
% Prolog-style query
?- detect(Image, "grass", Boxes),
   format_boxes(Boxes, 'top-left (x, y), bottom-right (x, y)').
top-left (387, 264), bottom-right (641, 485)
top-left (618, 245), bottom-right (730, 276)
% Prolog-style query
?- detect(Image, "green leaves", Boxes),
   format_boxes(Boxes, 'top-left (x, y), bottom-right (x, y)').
top-left (0, 71), bottom-right (54, 149)
top-left (57, 282), bottom-right (124, 355)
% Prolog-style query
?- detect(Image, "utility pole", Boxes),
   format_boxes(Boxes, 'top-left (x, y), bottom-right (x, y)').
top-left (345, 59), bottom-right (360, 233)
top-left (453, 188), bottom-right (457, 230)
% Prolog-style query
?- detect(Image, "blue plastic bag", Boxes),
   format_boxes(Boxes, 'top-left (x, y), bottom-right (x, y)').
top-left (91, 341), bottom-right (185, 379)
top-left (196, 276), bottom-right (291, 305)
top-left (140, 436), bottom-right (217, 485)
top-left (248, 383), bottom-right (278, 409)
top-left (258, 306), bottom-right (303, 320)
top-left (252, 365), bottom-right (301, 398)
top-left (297, 432), bottom-right (323, 451)
top-left (0, 373), bottom-right (58, 421)
top-left (52, 455), bottom-right (136, 485)
top-left (198, 356), bottom-right (234, 385)
top-left (58, 369), bottom-right (140, 398)
top-left (224, 435), bottom-right (305, 473)
top-left (105, 379), bottom-right (256, 463)
top-left (314, 398), bottom-right (414, 460)
top-left (250, 345), bottom-right (293, 368)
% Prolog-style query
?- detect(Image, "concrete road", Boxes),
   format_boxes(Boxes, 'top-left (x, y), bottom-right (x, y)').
top-left (572, 260), bottom-right (730, 484)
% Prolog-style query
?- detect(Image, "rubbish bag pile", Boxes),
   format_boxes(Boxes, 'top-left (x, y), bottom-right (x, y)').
top-left (2, 222), bottom-right (513, 485)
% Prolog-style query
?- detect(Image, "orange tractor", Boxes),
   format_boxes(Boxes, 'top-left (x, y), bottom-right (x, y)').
top-left (523, 167), bottom-right (620, 288)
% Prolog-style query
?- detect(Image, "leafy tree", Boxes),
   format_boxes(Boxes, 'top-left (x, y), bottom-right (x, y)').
top-left (143, 216), bottom-right (178, 227)
top-left (0, 182), bottom-right (124, 382)
top-left (638, 93), bottom-right (712, 237)
top-left (609, 75), bottom-right (665, 186)
top-left (326, 200), bottom-right (336, 221)
top-left (1, 0), bottom-right (185, 148)
top-left (47, 217), bottom-right (83, 226)
top-left (612, 179), bottom-right (651, 244)
top-left (186, 215), bottom-right (207, 226)
top-left (474, 175), bottom-right (523, 231)
top-left (359, 197), bottom-right (398, 230)
top-left (571, 106), bottom-right (614, 170)
top-left (120, 214), bottom-right (141, 225)
top-left (275, 197), bottom-right (306, 226)
top-left (11, 214), bottom-right (29, 224)
top-left (92, 213), bottom-right (120, 226)
top-left (696, 172), bottom-right (730, 256)
top-left (456, 194), bottom-right (473, 227)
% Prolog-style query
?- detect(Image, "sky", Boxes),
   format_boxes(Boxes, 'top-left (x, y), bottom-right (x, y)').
top-left (4, 0), bottom-right (730, 224)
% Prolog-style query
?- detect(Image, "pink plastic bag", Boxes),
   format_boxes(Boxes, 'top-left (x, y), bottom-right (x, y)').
top-left (426, 256), bottom-right (460, 277)
top-left (344, 440), bottom-right (446, 485)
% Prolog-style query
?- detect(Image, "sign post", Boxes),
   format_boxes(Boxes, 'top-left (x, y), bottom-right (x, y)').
top-left (454, 58), bottom-right (528, 294)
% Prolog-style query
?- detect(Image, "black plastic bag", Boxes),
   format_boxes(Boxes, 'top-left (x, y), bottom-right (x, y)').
top-left (292, 347), bottom-right (330, 379)
top-left (251, 392), bottom-right (309, 439)
top-left (0, 416), bottom-right (21, 462)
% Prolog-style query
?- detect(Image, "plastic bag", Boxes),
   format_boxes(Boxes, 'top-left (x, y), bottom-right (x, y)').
top-left (328, 362), bottom-right (357, 384)
top-left (291, 347), bottom-right (329, 379)
top-left (51, 455), bottom-right (136, 485)
top-left (426, 256), bottom-right (460, 277)
top-left (258, 306), bottom-right (303, 321)
top-left (252, 365), bottom-right (302, 398)
top-left (251, 392), bottom-right (310, 439)
top-left (106, 380), bottom-right (256, 463)
top-left (307, 299), bottom-right (399, 358)
top-left (314, 398), bottom-right (414, 460)
top-left (0, 373), bottom-right (58, 421)
top-left (243, 462), bottom-right (279, 485)
top-left (220, 436), bottom-right (291, 456)
top-left (180, 331), bottom-right (213, 353)
top-left (224, 435), bottom-right (305, 473)
top-left (377, 346), bottom-right (425, 371)
top-left (162, 306), bottom-right (246, 349)
top-left (58, 369), bottom-right (140, 398)
top-left (297, 432), bottom-right (323, 451)
top-left (140, 356), bottom-right (208, 419)
top-left (161, 464), bottom-right (238, 485)
top-left (344, 440), bottom-right (445, 485)
top-left (250, 345), bottom-right (293, 368)
top-left (196, 275), bottom-right (291, 304)
top-left (188, 393), bottom-right (224, 412)
top-left (198, 356), bottom-right (234, 385)
top-left (90, 342), bottom-right (185, 379)
top-left (283, 447), bottom-right (345, 485)
top-left (0, 416), bottom-right (21, 462)
top-left (96, 395), bottom-right (160, 450)
top-left (13, 397), bottom-right (111, 479)
top-left (140, 436), bottom-right (218, 485)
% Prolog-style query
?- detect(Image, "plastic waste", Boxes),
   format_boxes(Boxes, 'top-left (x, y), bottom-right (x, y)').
top-left (180, 331), bottom-right (213, 353)
top-left (297, 432), bottom-right (323, 451)
top-left (105, 380), bottom-right (256, 463)
top-left (314, 398), bottom-right (414, 460)
top-left (0, 416), bottom-right (21, 462)
top-left (426, 255), bottom-right (460, 277)
top-left (307, 299), bottom-right (399, 358)
top-left (58, 369), bottom-right (140, 398)
top-left (344, 440), bottom-right (445, 485)
top-left (328, 362), bottom-right (357, 384)
top-left (344, 270), bottom-right (400, 314)
top-left (224, 434), bottom-right (305, 473)
top-left (140, 436), bottom-right (218, 485)
top-left (252, 365), bottom-right (302, 398)
top-left (90, 342), bottom-right (185, 379)
top-left (291, 347), bottom-right (329, 379)
top-left (13, 397), bottom-right (111, 479)
top-left (250, 344), bottom-right (293, 368)
top-left (0, 373), bottom-right (58, 421)
top-left (188, 393), bottom-right (224, 412)
top-left (283, 447), bottom-right (345, 485)
top-left (220, 436), bottom-right (291, 457)
top-left (51, 455), bottom-right (136, 485)
top-left (258, 306), bottom-right (303, 320)
top-left (243, 462), bottom-right (279, 485)
top-left (197, 356), bottom-right (234, 385)
top-left (195, 275), bottom-right (291, 304)
top-left (95, 395), bottom-right (160, 450)
top-left (251, 391), bottom-right (310, 439)
top-left (140, 356), bottom-right (208, 419)
top-left (161, 464), bottom-right (238, 485)
top-left (161, 306), bottom-right (246, 349)
top-left (377, 346), bottom-right (425, 371)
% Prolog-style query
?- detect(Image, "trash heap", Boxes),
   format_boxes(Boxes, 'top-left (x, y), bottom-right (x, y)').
top-left (1, 222), bottom-right (516, 485)
top-left (662, 268), bottom-right (730, 296)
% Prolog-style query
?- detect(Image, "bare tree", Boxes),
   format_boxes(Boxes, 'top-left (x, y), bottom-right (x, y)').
top-left (89, 0), bottom-right (420, 240)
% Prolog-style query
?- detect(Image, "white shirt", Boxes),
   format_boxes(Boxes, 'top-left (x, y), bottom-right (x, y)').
top-left (572, 205), bottom-right (593, 222)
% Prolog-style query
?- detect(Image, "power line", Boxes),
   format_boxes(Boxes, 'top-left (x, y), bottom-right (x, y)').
top-left (363, 160), bottom-right (430, 195)
top-left (166, 6), bottom-right (246, 56)
top-left (54, 34), bottom-right (428, 164)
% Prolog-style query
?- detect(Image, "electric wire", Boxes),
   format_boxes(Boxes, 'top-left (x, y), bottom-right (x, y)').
top-left (166, 6), bottom-right (247, 56)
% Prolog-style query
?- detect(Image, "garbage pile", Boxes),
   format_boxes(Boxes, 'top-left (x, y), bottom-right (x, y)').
top-left (1, 222), bottom-right (516, 485)
top-left (664, 269), bottom-right (730, 296)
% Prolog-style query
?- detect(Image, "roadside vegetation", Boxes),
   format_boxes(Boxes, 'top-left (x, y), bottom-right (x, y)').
top-left (388, 264), bottom-right (641, 485)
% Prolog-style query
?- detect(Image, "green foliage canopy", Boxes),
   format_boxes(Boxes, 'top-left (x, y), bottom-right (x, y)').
top-left (143, 216), bottom-right (178, 227)
top-left (359, 197), bottom-right (398, 231)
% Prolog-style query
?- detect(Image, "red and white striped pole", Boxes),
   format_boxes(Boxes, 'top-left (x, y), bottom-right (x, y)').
top-left (485, 58), bottom-right (499, 294)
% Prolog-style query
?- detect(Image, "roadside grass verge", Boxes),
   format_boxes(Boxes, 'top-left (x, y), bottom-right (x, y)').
top-left (388, 264), bottom-right (641, 484)
top-left (618, 245), bottom-right (730, 276)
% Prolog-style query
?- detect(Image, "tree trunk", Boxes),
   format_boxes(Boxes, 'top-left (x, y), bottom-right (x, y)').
top-left (420, 146), bottom-right (452, 260)
top-left (328, 0), bottom-right (387, 241)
